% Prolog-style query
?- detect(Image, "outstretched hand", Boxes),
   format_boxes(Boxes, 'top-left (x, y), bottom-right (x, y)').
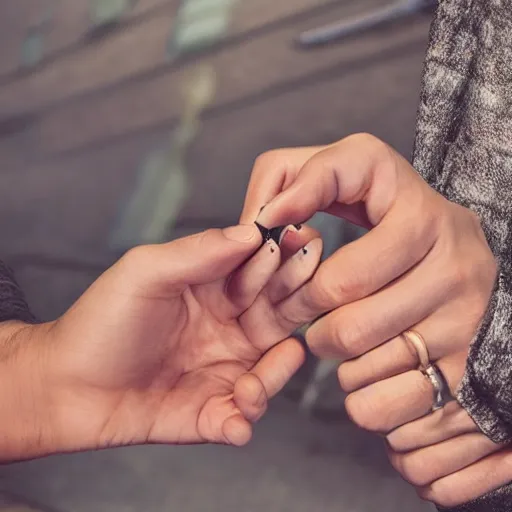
top-left (4, 223), bottom-right (322, 460)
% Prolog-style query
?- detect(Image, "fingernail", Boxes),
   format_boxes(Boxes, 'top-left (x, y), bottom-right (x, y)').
top-left (223, 224), bottom-right (257, 242)
top-left (293, 242), bottom-right (309, 259)
top-left (255, 202), bottom-right (275, 226)
top-left (279, 224), bottom-right (300, 245)
top-left (266, 239), bottom-right (278, 254)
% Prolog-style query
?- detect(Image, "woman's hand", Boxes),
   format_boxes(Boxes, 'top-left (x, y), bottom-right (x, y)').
top-left (241, 134), bottom-right (500, 506)
top-left (1, 223), bottom-right (323, 461)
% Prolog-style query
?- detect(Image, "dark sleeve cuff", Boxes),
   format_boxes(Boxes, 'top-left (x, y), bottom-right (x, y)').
top-left (455, 270), bottom-right (512, 444)
top-left (0, 260), bottom-right (37, 325)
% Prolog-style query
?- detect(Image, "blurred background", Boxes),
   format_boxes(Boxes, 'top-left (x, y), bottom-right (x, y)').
top-left (0, 1), bottom-right (436, 510)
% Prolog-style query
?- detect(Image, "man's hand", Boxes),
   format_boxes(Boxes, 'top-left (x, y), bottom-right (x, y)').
top-left (241, 134), bottom-right (499, 506)
top-left (0, 223), bottom-right (322, 461)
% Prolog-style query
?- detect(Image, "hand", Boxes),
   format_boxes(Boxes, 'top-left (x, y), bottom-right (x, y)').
top-left (241, 134), bottom-right (499, 506)
top-left (1, 224), bottom-right (323, 461)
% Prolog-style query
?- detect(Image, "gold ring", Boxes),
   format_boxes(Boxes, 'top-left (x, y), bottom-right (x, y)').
top-left (402, 330), bottom-right (430, 370)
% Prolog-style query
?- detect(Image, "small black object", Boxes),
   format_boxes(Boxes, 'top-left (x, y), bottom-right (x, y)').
top-left (268, 225), bottom-right (286, 244)
top-left (255, 222), bottom-right (305, 245)
top-left (255, 221), bottom-right (270, 241)
top-left (255, 222), bottom-right (287, 245)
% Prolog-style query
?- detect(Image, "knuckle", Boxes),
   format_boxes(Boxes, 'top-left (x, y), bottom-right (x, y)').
top-left (308, 310), bottom-right (366, 361)
top-left (345, 392), bottom-right (381, 432)
top-left (253, 149), bottom-right (286, 176)
top-left (386, 431), bottom-right (406, 453)
top-left (345, 133), bottom-right (396, 168)
top-left (396, 453), bottom-right (431, 487)
top-left (121, 244), bottom-right (154, 268)
top-left (466, 208), bottom-right (484, 233)
top-left (417, 483), bottom-right (450, 508)
top-left (312, 266), bottom-right (362, 308)
top-left (310, 269), bottom-right (342, 307)
top-left (447, 258), bottom-right (470, 289)
top-left (195, 228), bottom-right (217, 247)
top-left (337, 364), bottom-right (356, 393)
top-left (304, 325), bottom-right (323, 357)
top-left (346, 132), bottom-right (385, 152)
top-left (276, 305), bottom-right (304, 331)
top-left (475, 247), bottom-right (498, 290)
top-left (442, 206), bottom-right (497, 289)
top-left (335, 315), bottom-right (367, 359)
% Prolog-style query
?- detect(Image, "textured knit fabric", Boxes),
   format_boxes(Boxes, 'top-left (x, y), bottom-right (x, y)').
top-left (413, 0), bottom-right (512, 509)
top-left (0, 261), bottom-right (36, 324)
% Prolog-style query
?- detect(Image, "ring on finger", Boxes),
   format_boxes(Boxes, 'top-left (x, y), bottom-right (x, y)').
top-left (423, 364), bottom-right (453, 412)
top-left (402, 330), bottom-right (430, 370)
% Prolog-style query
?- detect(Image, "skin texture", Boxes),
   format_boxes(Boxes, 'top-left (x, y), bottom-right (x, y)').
top-left (241, 133), bottom-right (500, 507)
top-left (0, 224), bottom-right (323, 461)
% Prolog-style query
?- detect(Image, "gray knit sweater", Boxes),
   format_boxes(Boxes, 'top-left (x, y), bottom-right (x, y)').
top-left (413, 0), bottom-right (512, 509)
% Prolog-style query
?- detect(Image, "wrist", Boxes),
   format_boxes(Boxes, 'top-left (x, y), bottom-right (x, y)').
top-left (0, 320), bottom-right (57, 461)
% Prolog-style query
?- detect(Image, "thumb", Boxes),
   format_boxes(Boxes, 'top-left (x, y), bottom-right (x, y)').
top-left (123, 224), bottom-right (262, 290)
top-left (255, 134), bottom-right (405, 229)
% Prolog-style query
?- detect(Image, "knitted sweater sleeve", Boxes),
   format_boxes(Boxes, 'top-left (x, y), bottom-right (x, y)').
top-left (0, 260), bottom-right (36, 324)
top-left (413, 1), bottom-right (512, 510)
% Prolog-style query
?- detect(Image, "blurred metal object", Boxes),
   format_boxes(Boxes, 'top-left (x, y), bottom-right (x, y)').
top-left (20, 1), bottom-right (54, 68)
top-left (168, 0), bottom-right (238, 59)
top-left (90, 0), bottom-right (138, 26)
top-left (297, 0), bottom-right (437, 47)
top-left (109, 64), bottom-right (217, 251)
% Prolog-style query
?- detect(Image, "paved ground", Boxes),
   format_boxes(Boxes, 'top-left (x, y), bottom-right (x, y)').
top-left (0, 397), bottom-right (433, 512)
top-left (0, 1), bottom-right (437, 510)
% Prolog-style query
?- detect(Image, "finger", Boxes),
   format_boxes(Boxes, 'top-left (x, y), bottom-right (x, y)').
top-left (388, 433), bottom-right (501, 488)
top-left (338, 334), bottom-right (420, 393)
top-left (197, 394), bottom-right (253, 446)
top-left (233, 373), bottom-right (267, 423)
top-left (336, 299), bottom-right (475, 391)
top-left (256, 134), bottom-right (428, 229)
top-left (222, 414), bottom-right (253, 447)
top-left (125, 225), bottom-right (262, 292)
top-left (305, 247), bottom-right (451, 360)
top-left (272, 207), bottom-right (438, 338)
top-left (240, 239), bottom-right (321, 351)
top-left (240, 146), bottom-right (326, 223)
top-left (419, 449), bottom-right (512, 508)
top-left (345, 370), bottom-right (433, 433)
top-left (387, 401), bottom-right (479, 453)
top-left (266, 238), bottom-right (323, 304)
top-left (279, 224), bottom-right (320, 261)
top-left (225, 339), bottom-right (307, 440)
top-left (227, 237), bottom-right (281, 314)
top-left (250, 337), bottom-right (305, 398)
top-left (345, 355), bottom-right (464, 433)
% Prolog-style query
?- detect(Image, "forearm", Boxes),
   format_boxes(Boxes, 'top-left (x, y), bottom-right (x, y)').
top-left (0, 321), bottom-right (56, 462)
